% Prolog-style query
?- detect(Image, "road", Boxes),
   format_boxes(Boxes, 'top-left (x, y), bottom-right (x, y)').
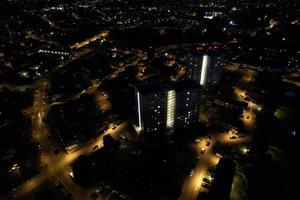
top-left (12, 79), bottom-right (127, 200)
top-left (179, 66), bottom-right (258, 200)
top-left (7, 44), bottom-right (257, 200)
top-left (179, 131), bottom-right (252, 200)
top-left (180, 67), bottom-right (256, 200)
top-left (233, 67), bottom-right (258, 131)
top-left (6, 44), bottom-right (140, 200)
top-left (282, 71), bottom-right (300, 88)
top-left (54, 47), bottom-right (94, 70)
top-left (0, 83), bottom-right (34, 92)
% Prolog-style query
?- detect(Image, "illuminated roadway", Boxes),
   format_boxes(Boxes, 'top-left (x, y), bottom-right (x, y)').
top-left (180, 66), bottom-right (256, 200)
top-left (178, 131), bottom-right (252, 200)
top-left (12, 79), bottom-right (127, 200)
top-left (8, 45), bottom-right (256, 200)
top-left (9, 46), bottom-right (171, 198)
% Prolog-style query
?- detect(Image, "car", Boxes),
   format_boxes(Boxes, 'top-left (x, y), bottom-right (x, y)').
top-left (95, 187), bottom-right (103, 194)
top-left (205, 123), bottom-right (210, 127)
top-left (230, 128), bottom-right (238, 134)
top-left (200, 147), bottom-right (206, 154)
top-left (216, 153), bottom-right (223, 157)
top-left (54, 149), bottom-right (60, 155)
top-left (202, 178), bottom-right (211, 184)
top-left (90, 192), bottom-right (99, 199)
top-left (111, 190), bottom-right (119, 194)
top-left (92, 145), bottom-right (98, 150)
top-left (104, 185), bottom-right (112, 190)
top-left (201, 182), bottom-right (210, 190)
top-left (69, 171), bottom-right (75, 180)
top-left (245, 97), bottom-right (251, 101)
top-left (189, 170), bottom-right (194, 176)
top-left (208, 167), bottom-right (216, 173)
top-left (116, 121), bottom-right (123, 125)
top-left (119, 194), bottom-right (127, 199)
top-left (120, 135), bottom-right (127, 140)
top-left (207, 173), bottom-right (215, 180)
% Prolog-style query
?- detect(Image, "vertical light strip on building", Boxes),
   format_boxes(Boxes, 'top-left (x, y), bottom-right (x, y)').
top-left (200, 55), bottom-right (208, 86)
top-left (137, 91), bottom-right (142, 129)
top-left (166, 90), bottom-right (176, 128)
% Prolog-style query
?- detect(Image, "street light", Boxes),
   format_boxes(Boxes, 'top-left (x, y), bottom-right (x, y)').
top-left (241, 147), bottom-right (249, 154)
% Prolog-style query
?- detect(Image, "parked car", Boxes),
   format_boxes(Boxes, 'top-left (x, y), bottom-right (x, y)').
top-left (54, 149), bottom-right (60, 155)
top-left (201, 182), bottom-right (210, 190)
top-left (202, 178), bottom-right (211, 184)
top-left (200, 147), bottom-right (206, 154)
top-left (189, 170), bottom-right (194, 176)
top-left (92, 145), bottom-right (98, 150)
top-left (91, 192), bottom-right (99, 199)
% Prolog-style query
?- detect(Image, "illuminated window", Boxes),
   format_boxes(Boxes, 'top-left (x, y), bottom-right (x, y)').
top-left (137, 91), bottom-right (142, 129)
top-left (200, 55), bottom-right (209, 86)
top-left (166, 90), bottom-right (176, 128)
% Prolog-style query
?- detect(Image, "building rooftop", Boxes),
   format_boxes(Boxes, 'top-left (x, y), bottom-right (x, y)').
top-left (135, 80), bottom-right (202, 94)
top-left (189, 44), bottom-right (224, 56)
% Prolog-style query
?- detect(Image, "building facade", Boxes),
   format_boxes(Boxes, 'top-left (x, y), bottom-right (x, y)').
top-left (134, 80), bottom-right (202, 134)
top-left (186, 45), bottom-right (225, 88)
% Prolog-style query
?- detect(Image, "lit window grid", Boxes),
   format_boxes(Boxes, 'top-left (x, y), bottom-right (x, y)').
top-left (200, 55), bottom-right (209, 86)
top-left (166, 90), bottom-right (176, 128)
top-left (137, 91), bottom-right (142, 129)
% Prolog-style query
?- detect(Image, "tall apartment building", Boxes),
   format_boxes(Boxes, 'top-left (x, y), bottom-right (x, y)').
top-left (134, 80), bottom-right (202, 134)
top-left (186, 44), bottom-right (224, 89)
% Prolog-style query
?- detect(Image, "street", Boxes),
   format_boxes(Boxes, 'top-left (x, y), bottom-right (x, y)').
top-left (13, 79), bottom-right (127, 200)
top-left (179, 131), bottom-right (252, 200)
